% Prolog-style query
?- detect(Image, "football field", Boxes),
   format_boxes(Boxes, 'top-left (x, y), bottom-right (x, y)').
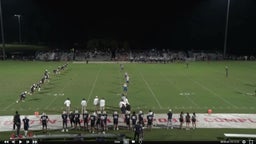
top-left (1, 60), bottom-right (256, 141)
top-left (0, 60), bottom-right (256, 116)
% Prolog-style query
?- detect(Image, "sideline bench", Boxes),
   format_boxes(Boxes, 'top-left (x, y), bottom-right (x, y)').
top-left (224, 133), bottom-right (256, 140)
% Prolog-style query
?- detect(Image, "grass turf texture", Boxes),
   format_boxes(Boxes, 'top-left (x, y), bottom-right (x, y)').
top-left (0, 60), bottom-right (256, 141)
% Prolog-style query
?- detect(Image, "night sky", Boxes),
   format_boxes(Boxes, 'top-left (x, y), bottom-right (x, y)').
top-left (1, 0), bottom-right (256, 54)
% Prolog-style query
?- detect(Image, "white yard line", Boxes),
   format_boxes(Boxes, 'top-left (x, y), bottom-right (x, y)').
top-left (149, 65), bottom-right (199, 107)
top-left (188, 78), bottom-right (238, 108)
top-left (158, 72), bottom-right (199, 107)
top-left (45, 72), bottom-right (74, 109)
top-left (209, 74), bottom-right (256, 102)
top-left (45, 96), bottom-right (59, 110)
top-left (139, 72), bottom-right (163, 109)
top-left (3, 102), bottom-right (15, 111)
top-left (87, 66), bottom-right (102, 103)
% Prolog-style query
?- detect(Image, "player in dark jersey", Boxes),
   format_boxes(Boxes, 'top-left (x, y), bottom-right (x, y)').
top-left (96, 111), bottom-right (101, 132)
top-left (90, 112), bottom-right (96, 133)
top-left (36, 81), bottom-right (42, 92)
top-left (185, 112), bottom-right (191, 130)
top-left (40, 113), bottom-right (49, 133)
top-left (113, 111), bottom-right (119, 130)
top-left (131, 111), bottom-right (137, 129)
top-left (138, 111), bottom-right (144, 127)
top-left (125, 111), bottom-right (131, 130)
top-left (44, 69), bottom-right (50, 82)
top-left (133, 122), bottom-right (143, 142)
top-left (100, 111), bottom-right (107, 133)
top-left (29, 84), bottom-right (36, 95)
top-left (61, 111), bottom-right (68, 132)
top-left (103, 111), bottom-right (108, 132)
top-left (74, 110), bottom-right (81, 130)
top-left (22, 116), bottom-right (29, 137)
top-left (13, 111), bottom-right (21, 137)
top-left (41, 76), bottom-right (46, 84)
top-left (192, 112), bottom-right (196, 129)
top-left (167, 109), bottom-right (173, 129)
top-left (179, 111), bottom-right (184, 129)
top-left (146, 110), bottom-right (154, 131)
top-left (69, 111), bottom-right (75, 128)
top-left (82, 111), bottom-right (89, 131)
top-left (17, 91), bottom-right (27, 103)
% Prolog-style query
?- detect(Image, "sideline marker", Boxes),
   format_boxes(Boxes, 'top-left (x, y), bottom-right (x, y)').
top-left (207, 109), bottom-right (212, 114)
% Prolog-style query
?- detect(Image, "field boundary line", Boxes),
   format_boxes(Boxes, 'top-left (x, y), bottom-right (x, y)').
top-left (139, 72), bottom-right (162, 109)
top-left (87, 66), bottom-right (102, 103)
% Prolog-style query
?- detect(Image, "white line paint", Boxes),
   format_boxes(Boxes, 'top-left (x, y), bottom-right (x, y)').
top-left (3, 102), bottom-right (16, 111)
top-left (139, 72), bottom-right (162, 109)
top-left (150, 64), bottom-right (199, 107)
top-left (87, 66), bottom-right (102, 103)
top-left (190, 79), bottom-right (238, 108)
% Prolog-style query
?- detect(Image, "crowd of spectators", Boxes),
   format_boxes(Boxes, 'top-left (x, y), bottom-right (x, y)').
top-left (34, 48), bottom-right (256, 62)
top-left (3, 47), bottom-right (255, 62)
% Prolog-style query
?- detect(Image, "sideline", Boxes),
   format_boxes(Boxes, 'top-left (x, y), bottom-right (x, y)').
top-left (1, 113), bottom-right (256, 132)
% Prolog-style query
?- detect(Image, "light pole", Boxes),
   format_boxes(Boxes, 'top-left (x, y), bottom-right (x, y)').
top-left (223, 0), bottom-right (230, 58)
top-left (0, 0), bottom-right (5, 60)
top-left (14, 14), bottom-right (22, 43)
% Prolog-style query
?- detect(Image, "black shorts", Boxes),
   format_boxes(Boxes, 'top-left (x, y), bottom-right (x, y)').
top-left (113, 120), bottom-right (118, 125)
top-left (42, 122), bottom-right (47, 127)
top-left (24, 126), bottom-right (29, 131)
top-left (91, 122), bottom-right (95, 127)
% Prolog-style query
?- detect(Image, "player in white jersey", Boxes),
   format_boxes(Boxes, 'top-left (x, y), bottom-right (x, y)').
top-left (81, 98), bottom-right (87, 114)
top-left (99, 98), bottom-right (106, 111)
top-left (126, 75), bottom-right (130, 84)
top-left (64, 98), bottom-right (71, 114)
top-left (123, 83), bottom-right (128, 95)
top-left (124, 72), bottom-right (128, 79)
top-left (93, 96), bottom-right (99, 111)
top-left (122, 96), bottom-right (129, 105)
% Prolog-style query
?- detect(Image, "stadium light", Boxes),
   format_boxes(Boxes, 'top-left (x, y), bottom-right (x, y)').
top-left (223, 0), bottom-right (230, 58)
top-left (14, 14), bottom-right (22, 43)
top-left (0, 0), bottom-right (5, 60)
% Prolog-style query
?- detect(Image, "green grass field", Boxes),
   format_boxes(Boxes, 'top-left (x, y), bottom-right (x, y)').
top-left (0, 60), bottom-right (256, 141)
